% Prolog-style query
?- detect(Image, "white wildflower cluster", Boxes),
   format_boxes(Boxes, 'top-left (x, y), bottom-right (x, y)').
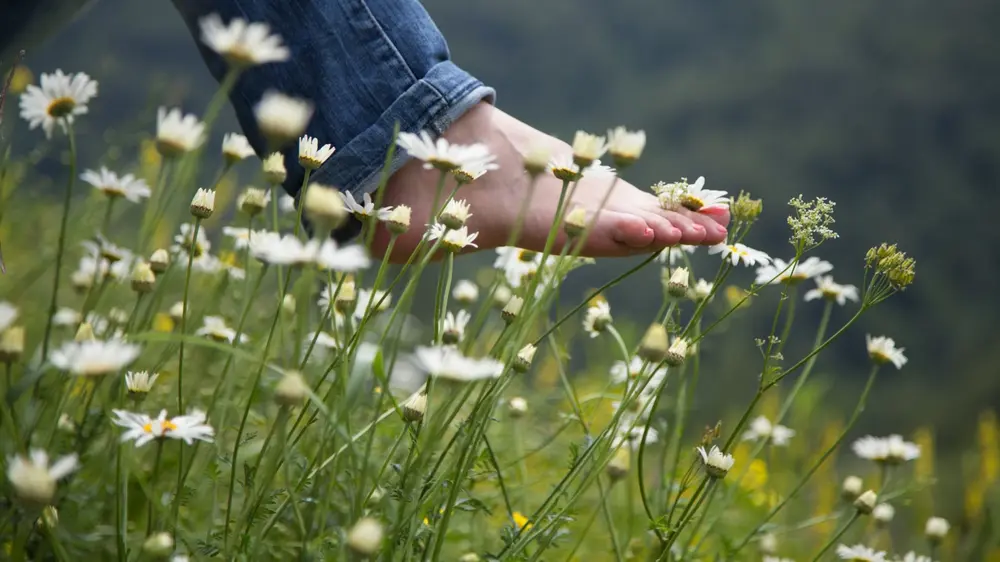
top-left (653, 176), bottom-right (729, 213)
top-left (787, 194), bottom-right (838, 248)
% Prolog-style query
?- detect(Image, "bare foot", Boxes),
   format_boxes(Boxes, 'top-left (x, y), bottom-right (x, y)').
top-left (374, 102), bottom-right (730, 262)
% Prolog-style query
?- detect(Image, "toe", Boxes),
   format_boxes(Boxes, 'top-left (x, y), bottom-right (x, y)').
top-left (699, 206), bottom-right (731, 227)
top-left (637, 211), bottom-right (683, 247)
top-left (662, 212), bottom-right (707, 245)
top-left (611, 214), bottom-right (656, 249)
top-left (679, 210), bottom-right (728, 245)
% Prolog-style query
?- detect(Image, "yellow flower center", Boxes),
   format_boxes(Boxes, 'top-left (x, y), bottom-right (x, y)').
top-left (551, 167), bottom-right (581, 182)
top-left (224, 47), bottom-right (256, 67)
top-left (46, 96), bottom-right (76, 118)
top-left (143, 420), bottom-right (178, 434)
top-left (516, 250), bottom-right (536, 262)
top-left (427, 158), bottom-right (459, 172)
top-left (680, 194), bottom-right (705, 211)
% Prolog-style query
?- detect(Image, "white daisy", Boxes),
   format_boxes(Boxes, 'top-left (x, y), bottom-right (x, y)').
top-left (691, 279), bottom-right (714, 301)
top-left (341, 191), bottom-right (392, 221)
top-left (439, 199), bottom-right (472, 228)
top-left (6, 449), bottom-right (80, 504)
top-left (679, 176), bottom-right (728, 212)
top-left (317, 281), bottom-right (355, 315)
top-left (708, 243), bottom-right (772, 267)
top-left (655, 244), bottom-right (697, 265)
top-left (412, 345), bottom-right (504, 382)
top-left (610, 357), bottom-right (667, 387)
top-left (570, 130), bottom-right (608, 165)
top-left (313, 240), bottom-right (372, 272)
top-left (453, 158), bottom-right (499, 183)
top-left (248, 231), bottom-right (311, 265)
top-left (613, 424), bottom-right (659, 450)
top-left (452, 280), bottom-right (479, 304)
top-left (755, 256), bottom-right (834, 286)
top-left (18, 70), bottom-right (98, 138)
top-left (49, 339), bottom-right (142, 376)
top-left (741, 415), bottom-right (796, 446)
top-left (353, 288), bottom-right (391, 320)
top-left (80, 167), bottom-right (151, 202)
top-left (297, 135), bottom-right (336, 170)
top-left (255, 91), bottom-right (314, 145)
top-left (198, 14), bottom-right (290, 67)
top-left (606, 126), bottom-right (646, 164)
top-left (440, 310), bottom-right (472, 343)
top-left (156, 107), bottom-right (206, 156)
top-left (396, 130), bottom-right (496, 173)
top-left (125, 371), bottom-right (159, 394)
top-left (897, 552), bottom-right (932, 562)
top-left (172, 223), bottom-right (212, 258)
top-left (547, 155), bottom-right (615, 181)
top-left (697, 445), bottom-right (735, 478)
top-left (427, 224), bottom-right (479, 252)
top-left (804, 275), bottom-right (859, 306)
top-left (222, 226), bottom-right (255, 249)
top-left (865, 335), bottom-right (907, 369)
top-left (112, 409), bottom-right (215, 447)
top-left (195, 316), bottom-right (246, 344)
top-left (493, 247), bottom-right (555, 288)
top-left (222, 133), bottom-right (255, 164)
top-left (582, 300), bottom-right (613, 338)
top-left (925, 517), bottom-right (949, 540)
top-left (0, 302), bottom-right (18, 332)
top-left (279, 194), bottom-right (297, 213)
top-left (835, 544), bottom-right (887, 561)
top-left (852, 435), bottom-right (920, 464)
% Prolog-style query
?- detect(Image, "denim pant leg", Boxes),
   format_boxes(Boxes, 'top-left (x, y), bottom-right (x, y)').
top-left (171, 0), bottom-right (495, 240)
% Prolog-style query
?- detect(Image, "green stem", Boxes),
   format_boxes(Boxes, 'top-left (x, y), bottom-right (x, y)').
top-left (40, 122), bottom-right (77, 361)
top-left (809, 512), bottom-right (860, 562)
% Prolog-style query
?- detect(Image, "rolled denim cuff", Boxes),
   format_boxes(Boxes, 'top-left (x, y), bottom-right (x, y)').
top-left (311, 60), bottom-right (495, 199)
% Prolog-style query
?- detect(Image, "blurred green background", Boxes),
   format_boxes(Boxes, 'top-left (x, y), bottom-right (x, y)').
top-left (4, 0), bottom-right (999, 453)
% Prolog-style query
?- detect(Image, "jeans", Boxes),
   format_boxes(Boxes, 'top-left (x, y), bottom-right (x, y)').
top-left (3, 0), bottom-right (495, 240)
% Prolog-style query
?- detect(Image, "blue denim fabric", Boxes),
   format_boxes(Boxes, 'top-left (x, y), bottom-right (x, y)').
top-left (170, 0), bottom-right (495, 239)
top-left (2, 0), bottom-right (494, 240)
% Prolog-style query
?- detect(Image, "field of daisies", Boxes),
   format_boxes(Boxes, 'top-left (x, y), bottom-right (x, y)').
top-left (1, 13), bottom-right (997, 562)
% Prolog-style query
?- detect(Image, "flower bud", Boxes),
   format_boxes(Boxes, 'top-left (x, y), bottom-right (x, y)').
top-left (758, 533), bottom-right (778, 555)
top-left (513, 344), bottom-right (536, 373)
top-left (255, 92), bottom-right (314, 148)
top-left (841, 475), bottom-right (864, 501)
top-left (637, 324), bottom-right (669, 364)
top-left (666, 267), bottom-right (690, 298)
top-left (347, 517), bottom-right (384, 556)
top-left (74, 322), bottom-right (95, 342)
top-left (275, 371), bottom-right (310, 407)
top-left (262, 152), bottom-right (287, 185)
top-left (189, 188), bottom-right (216, 219)
top-left (439, 199), bottom-right (471, 230)
top-left (169, 302), bottom-right (185, 324)
top-left (564, 207), bottom-right (587, 238)
top-left (872, 503), bottom-right (895, 525)
top-left (458, 554), bottom-right (481, 562)
top-left (508, 397), bottom-right (528, 418)
top-left (282, 294), bottom-right (297, 316)
top-left (131, 262), bottom-right (156, 293)
top-left (238, 187), bottom-right (269, 216)
top-left (384, 205), bottom-right (412, 234)
top-left (571, 131), bottom-right (607, 168)
top-left (39, 506), bottom-right (59, 529)
top-left (664, 338), bottom-right (689, 367)
top-left (501, 296), bottom-right (524, 324)
top-left (606, 447), bottom-right (631, 482)
top-left (334, 280), bottom-right (357, 315)
top-left (149, 249), bottom-right (170, 274)
top-left (57, 414), bottom-right (76, 434)
top-left (492, 285), bottom-right (512, 309)
top-left (0, 327), bottom-right (25, 363)
top-left (925, 516), bottom-right (949, 542)
top-left (731, 191), bottom-right (763, 223)
top-left (143, 532), bottom-right (175, 559)
top-left (854, 490), bottom-right (877, 514)
top-left (304, 183), bottom-right (348, 234)
top-left (452, 280), bottom-right (479, 305)
top-left (607, 127), bottom-right (646, 168)
top-left (523, 144), bottom-right (551, 176)
top-left (402, 392), bottom-right (427, 423)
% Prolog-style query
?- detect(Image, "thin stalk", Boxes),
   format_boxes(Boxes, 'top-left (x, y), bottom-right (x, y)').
top-left (41, 122), bottom-right (78, 361)
top-left (809, 512), bottom-right (860, 562)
